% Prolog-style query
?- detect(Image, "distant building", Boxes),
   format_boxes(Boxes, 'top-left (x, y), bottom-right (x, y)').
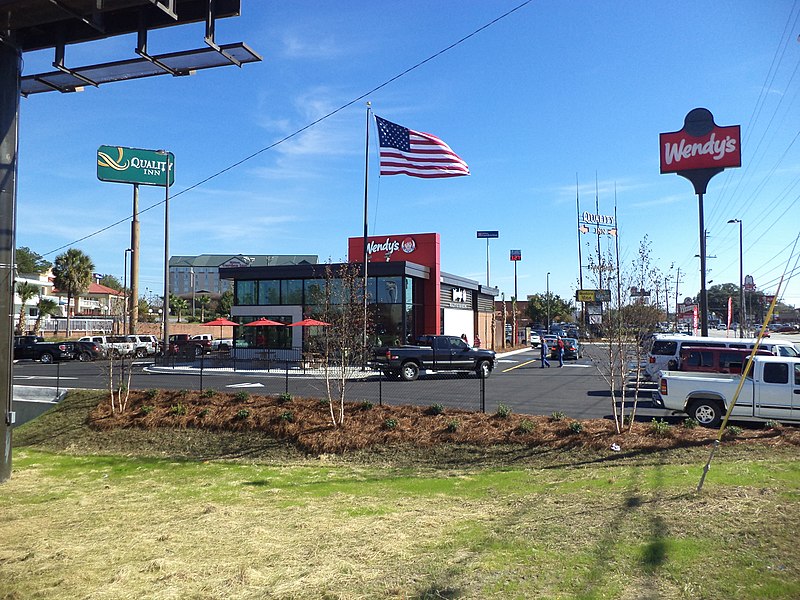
top-left (169, 254), bottom-right (318, 297)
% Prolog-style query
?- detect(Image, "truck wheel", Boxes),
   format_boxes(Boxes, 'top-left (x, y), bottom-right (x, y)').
top-left (40, 352), bottom-right (54, 364)
top-left (687, 399), bottom-right (723, 427)
top-left (476, 360), bottom-right (492, 379)
top-left (135, 348), bottom-right (147, 358)
top-left (78, 351), bottom-right (92, 362)
top-left (400, 362), bottom-right (419, 381)
top-left (194, 345), bottom-right (203, 357)
top-left (218, 343), bottom-right (229, 352)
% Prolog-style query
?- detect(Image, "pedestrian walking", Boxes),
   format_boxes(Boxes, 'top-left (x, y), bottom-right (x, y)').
top-left (540, 336), bottom-right (551, 368)
top-left (557, 337), bottom-right (565, 367)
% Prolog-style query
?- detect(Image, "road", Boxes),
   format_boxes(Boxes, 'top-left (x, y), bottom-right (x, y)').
top-left (11, 343), bottom-right (676, 423)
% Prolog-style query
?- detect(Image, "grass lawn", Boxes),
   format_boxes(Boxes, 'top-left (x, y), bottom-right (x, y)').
top-left (1, 390), bottom-right (799, 599)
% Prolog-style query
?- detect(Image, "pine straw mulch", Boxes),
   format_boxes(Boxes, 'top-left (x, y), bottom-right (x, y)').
top-left (86, 389), bottom-right (800, 456)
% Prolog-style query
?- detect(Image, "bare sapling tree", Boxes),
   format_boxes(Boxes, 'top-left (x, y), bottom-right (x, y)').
top-left (106, 350), bottom-right (134, 414)
top-left (309, 262), bottom-right (373, 427)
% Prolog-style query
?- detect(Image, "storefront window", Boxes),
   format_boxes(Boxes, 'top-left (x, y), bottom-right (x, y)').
top-left (376, 276), bottom-right (402, 303)
top-left (235, 280), bottom-right (257, 305)
top-left (258, 280), bottom-right (280, 305)
top-left (282, 279), bottom-right (303, 304)
top-left (373, 304), bottom-right (404, 346)
top-left (237, 316), bottom-right (292, 349)
top-left (304, 279), bottom-right (325, 305)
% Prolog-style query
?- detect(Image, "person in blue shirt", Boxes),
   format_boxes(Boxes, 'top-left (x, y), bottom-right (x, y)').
top-left (540, 336), bottom-right (551, 368)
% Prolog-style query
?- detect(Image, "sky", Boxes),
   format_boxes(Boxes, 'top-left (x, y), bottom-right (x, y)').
top-left (15, 0), bottom-right (800, 311)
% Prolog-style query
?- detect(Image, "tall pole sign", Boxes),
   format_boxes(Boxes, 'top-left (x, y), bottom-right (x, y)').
top-left (97, 146), bottom-right (175, 336)
top-left (660, 108), bottom-right (741, 337)
top-left (510, 250), bottom-right (521, 345)
top-left (476, 230), bottom-right (499, 287)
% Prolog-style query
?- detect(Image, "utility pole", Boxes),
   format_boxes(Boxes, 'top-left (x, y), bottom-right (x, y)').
top-left (674, 267), bottom-right (681, 332)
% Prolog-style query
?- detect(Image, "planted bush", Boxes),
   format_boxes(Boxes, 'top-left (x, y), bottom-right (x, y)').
top-left (169, 403), bottom-right (187, 416)
top-left (682, 418), bottom-right (699, 429)
top-left (140, 405), bottom-right (154, 416)
top-left (383, 418), bottom-right (398, 430)
top-left (568, 421), bottom-right (584, 434)
top-left (516, 419), bottom-right (536, 434)
top-left (279, 411), bottom-right (295, 423)
top-left (144, 389), bottom-right (159, 400)
top-left (550, 411), bottom-right (566, 422)
top-left (649, 418), bottom-right (672, 437)
top-left (278, 392), bottom-right (293, 404)
top-left (235, 409), bottom-right (250, 420)
top-left (234, 391), bottom-right (250, 402)
top-left (764, 420), bottom-right (781, 430)
top-left (428, 403), bottom-right (445, 416)
top-left (360, 400), bottom-right (374, 410)
top-left (446, 419), bottom-right (459, 433)
top-left (201, 388), bottom-right (217, 398)
top-left (495, 404), bottom-right (512, 419)
top-left (723, 425), bottom-right (743, 439)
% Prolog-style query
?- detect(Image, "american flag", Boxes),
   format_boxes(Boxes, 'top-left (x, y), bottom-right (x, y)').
top-left (375, 115), bottom-right (469, 178)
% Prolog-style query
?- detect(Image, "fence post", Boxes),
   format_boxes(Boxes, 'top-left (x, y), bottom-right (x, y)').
top-left (378, 371), bottom-right (382, 406)
top-left (285, 359), bottom-right (289, 395)
top-left (56, 361), bottom-right (60, 395)
top-left (480, 374), bottom-right (485, 413)
top-left (200, 351), bottom-right (204, 391)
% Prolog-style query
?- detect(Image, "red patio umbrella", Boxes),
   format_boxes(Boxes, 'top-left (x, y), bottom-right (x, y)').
top-left (202, 317), bottom-right (239, 340)
top-left (288, 318), bottom-right (330, 327)
top-left (243, 318), bottom-right (285, 327)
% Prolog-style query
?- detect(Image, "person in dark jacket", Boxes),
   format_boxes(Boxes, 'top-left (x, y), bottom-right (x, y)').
top-left (540, 337), bottom-right (551, 368)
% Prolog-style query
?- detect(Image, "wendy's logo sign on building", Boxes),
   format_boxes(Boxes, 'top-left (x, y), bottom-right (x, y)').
top-left (659, 108), bottom-right (741, 174)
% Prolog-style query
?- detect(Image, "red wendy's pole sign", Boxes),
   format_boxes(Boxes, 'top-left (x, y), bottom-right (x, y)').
top-left (660, 108), bottom-right (741, 337)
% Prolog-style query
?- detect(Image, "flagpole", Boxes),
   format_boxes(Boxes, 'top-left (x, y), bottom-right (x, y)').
top-left (362, 103), bottom-right (371, 357)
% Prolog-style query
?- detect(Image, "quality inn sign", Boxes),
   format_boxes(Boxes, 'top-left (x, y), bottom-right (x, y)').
top-left (97, 145), bottom-right (175, 187)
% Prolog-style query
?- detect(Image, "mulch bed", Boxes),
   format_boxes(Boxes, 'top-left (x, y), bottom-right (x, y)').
top-left (88, 389), bottom-right (800, 455)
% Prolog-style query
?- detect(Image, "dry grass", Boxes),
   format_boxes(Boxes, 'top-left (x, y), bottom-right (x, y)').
top-left (87, 388), bottom-right (800, 455)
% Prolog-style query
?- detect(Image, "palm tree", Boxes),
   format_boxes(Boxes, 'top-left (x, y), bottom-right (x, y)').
top-left (196, 295), bottom-right (211, 321)
top-left (170, 296), bottom-right (189, 323)
top-left (52, 248), bottom-right (95, 335)
top-left (15, 281), bottom-right (39, 335)
top-left (32, 297), bottom-right (59, 337)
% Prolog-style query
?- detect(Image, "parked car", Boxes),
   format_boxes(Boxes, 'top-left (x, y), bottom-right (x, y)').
top-left (561, 337), bottom-right (582, 360)
top-left (13, 335), bottom-right (74, 363)
top-left (541, 334), bottom-right (559, 354)
top-left (126, 334), bottom-right (160, 358)
top-left (72, 340), bottom-right (105, 362)
top-left (679, 346), bottom-right (770, 374)
top-left (77, 335), bottom-right (136, 358)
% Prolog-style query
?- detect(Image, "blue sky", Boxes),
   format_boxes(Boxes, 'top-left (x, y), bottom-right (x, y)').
top-left (16, 0), bottom-right (800, 309)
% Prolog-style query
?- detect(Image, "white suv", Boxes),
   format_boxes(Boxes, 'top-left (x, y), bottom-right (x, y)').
top-left (126, 335), bottom-right (160, 358)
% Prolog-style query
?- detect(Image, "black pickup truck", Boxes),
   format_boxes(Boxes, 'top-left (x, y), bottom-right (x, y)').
top-left (371, 334), bottom-right (496, 381)
top-left (13, 335), bottom-right (74, 363)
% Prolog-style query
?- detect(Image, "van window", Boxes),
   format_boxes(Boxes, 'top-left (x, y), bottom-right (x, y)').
top-left (795, 364), bottom-right (800, 386)
top-left (685, 351), bottom-right (713, 368)
top-left (651, 341), bottom-right (678, 355)
top-left (763, 363), bottom-right (789, 384)
top-left (777, 345), bottom-right (798, 357)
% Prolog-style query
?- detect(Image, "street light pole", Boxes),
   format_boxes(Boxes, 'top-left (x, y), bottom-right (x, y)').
top-left (728, 218), bottom-right (744, 338)
top-left (190, 267), bottom-right (195, 318)
top-left (546, 272), bottom-right (551, 332)
top-left (157, 150), bottom-right (172, 359)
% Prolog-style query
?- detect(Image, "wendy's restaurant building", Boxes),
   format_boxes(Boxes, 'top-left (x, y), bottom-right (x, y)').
top-left (218, 233), bottom-right (499, 358)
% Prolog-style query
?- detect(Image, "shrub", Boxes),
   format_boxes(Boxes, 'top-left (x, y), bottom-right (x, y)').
top-left (383, 418), bottom-right (398, 430)
top-left (169, 403), bottom-right (187, 416)
top-left (235, 409), bottom-right (250, 420)
top-left (279, 411), bottom-right (294, 423)
top-left (516, 419), bottom-right (536, 434)
top-left (144, 389), bottom-right (159, 400)
top-left (682, 418), bottom-right (699, 429)
top-left (177, 389), bottom-right (190, 398)
top-left (568, 421), bottom-right (584, 434)
top-left (278, 392), bottom-right (292, 404)
top-left (428, 403), bottom-right (445, 416)
top-left (649, 418), bottom-right (672, 437)
top-left (446, 419), bottom-right (459, 433)
top-left (234, 391), bottom-right (250, 402)
top-left (198, 408), bottom-right (209, 418)
top-left (723, 425), bottom-right (743, 439)
top-left (140, 405), bottom-right (154, 416)
top-left (495, 404), bottom-right (512, 419)
top-left (360, 400), bottom-right (374, 410)
top-left (764, 420), bottom-right (782, 430)
top-left (201, 388), bottom-right (217, 398)
top-left (550, 411), bottom-right (566, 422)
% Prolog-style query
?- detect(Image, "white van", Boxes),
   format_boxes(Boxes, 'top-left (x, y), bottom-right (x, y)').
top-left (644, 334), bottom-right (798, 380)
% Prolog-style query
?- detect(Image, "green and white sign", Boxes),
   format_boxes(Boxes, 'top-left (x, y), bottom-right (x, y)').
top-left (97, 145), bottom-right (174, 187)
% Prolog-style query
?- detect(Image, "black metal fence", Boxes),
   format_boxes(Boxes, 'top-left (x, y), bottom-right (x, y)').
top-left (151, 351), bottom-right (490, 412)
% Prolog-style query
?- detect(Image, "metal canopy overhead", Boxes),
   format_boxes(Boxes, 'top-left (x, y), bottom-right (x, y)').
top-left (1, 0), bottom-right (261, 95)
top-left (22, 42), bottom-right (259, 94)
